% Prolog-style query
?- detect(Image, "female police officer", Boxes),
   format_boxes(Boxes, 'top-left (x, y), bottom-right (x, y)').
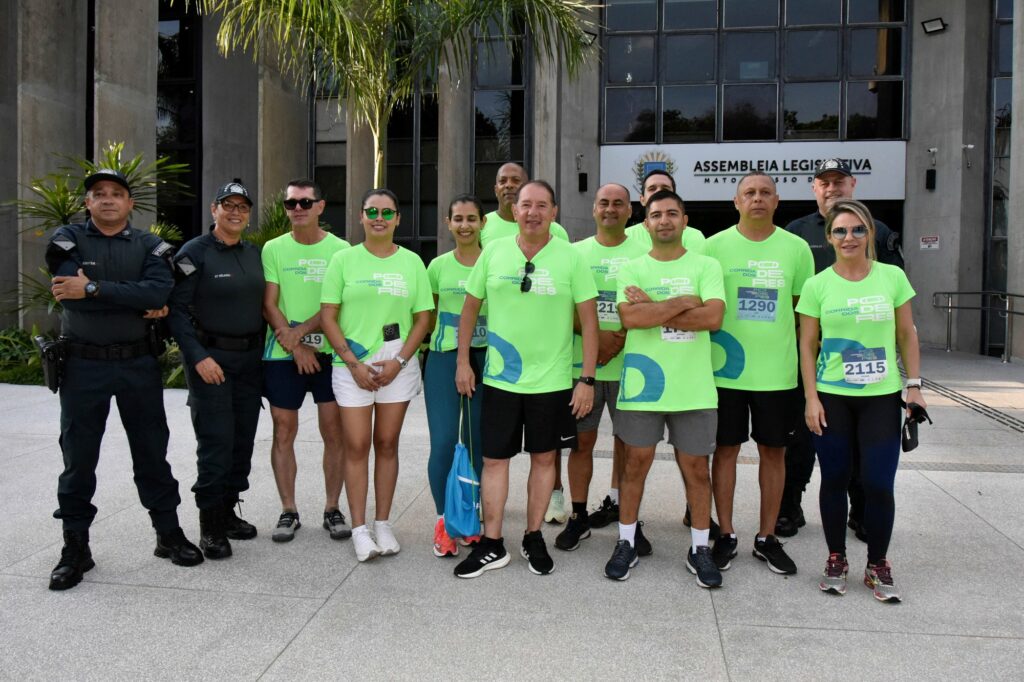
top-left (168, 179), bottom-right (266, 560)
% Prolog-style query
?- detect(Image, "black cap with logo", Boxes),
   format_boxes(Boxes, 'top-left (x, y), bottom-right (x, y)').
top-left (84, 169), bottom-right (132, 195)
top-left (814, 158), bottom-right (853, 179)
top-left (215, 178), bottom-right (253, 205)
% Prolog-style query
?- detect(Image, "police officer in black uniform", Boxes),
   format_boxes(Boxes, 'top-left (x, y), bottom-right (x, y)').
top-left (168, 179), bottom-right (266, 559)
top-left (779, 158), bottom-right (905, 539)
top-left (47, 169), bottom-right (203, 591)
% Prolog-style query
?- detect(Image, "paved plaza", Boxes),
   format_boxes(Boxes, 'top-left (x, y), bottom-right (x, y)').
top-left (0, 348), bottom-right (1022, 680)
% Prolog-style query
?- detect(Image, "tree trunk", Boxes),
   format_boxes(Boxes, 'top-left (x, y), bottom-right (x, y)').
top-left (370, 108), bottom-right (387, 188)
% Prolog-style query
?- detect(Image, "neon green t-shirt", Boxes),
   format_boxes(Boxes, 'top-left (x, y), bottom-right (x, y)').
top-left (465, 236), bottom-right (597, 393)
top-left (570, 234), bottom-right (649, 381)
top-left (796, 263), bottom-right (915, 397)
top-left (625, 223), bottom-right (707, 254)
top-left (320, 244), bottom-right (434, 366)
top-left (615, 253), bottom-right (725, 412)
top-left (261, 231), bottom-right (351, 359)
top-left (481, 212), bottom-right (569, 248)
top-left (705, 225), bottom-right (814, 391)
top-left (427, 251), bottom-right (488, 352)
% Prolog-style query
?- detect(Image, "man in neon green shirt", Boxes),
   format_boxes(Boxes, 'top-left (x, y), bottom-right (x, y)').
top-left (625, 169), bottom-right (707, 254)
top-left (704, 172), bottom-right (814, 576)
top-left (481, 163), bottom-right (570, 248)
top-left (262, 178), bottom-right (351, 543)
top-left (605, 190), bottom-right (725, 587)
top-left (452, 180), bottom-right (599, 578)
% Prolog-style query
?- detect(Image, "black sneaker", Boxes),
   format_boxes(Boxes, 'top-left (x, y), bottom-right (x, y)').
top-left (634, 520), bottom-right (652, 556)
top-left (604, 539), bottom-right (639, 581)
top-left (711, 534), bottom-right (738, 570)
top-left (775, 508), bottom-right (806, 538)
top-left (588, 495), bottom-right (620, 528)
top-left (520, 530), bottom-right (555, 575)
top-left (683, 504), bottom-right (721, 540)
top-left (686, 546), bottom-right (723, 588)
top-left (753, 535), bottom-right (797, 575)
top-left (454, 537), bottom-right (510, 578)
top-left (555, 512), bottom-right (591, 551)
top-left (323, 509), bottom-right (352, 540)
top-left (848, 517), bottom-right (868, 543)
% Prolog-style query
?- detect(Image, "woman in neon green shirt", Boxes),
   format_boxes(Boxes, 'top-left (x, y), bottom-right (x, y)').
top-left (797, 199), bottom-right (925, 602)
top-left (321, 189), bottom-right (434, 562)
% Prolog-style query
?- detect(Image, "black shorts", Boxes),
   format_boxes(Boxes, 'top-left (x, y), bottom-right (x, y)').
top-left (481, 385), bottom-right (577, 459)
top-left (716, 386), bottom-right (800, 448)
top-left (263, 354), bottom-right (335, 410)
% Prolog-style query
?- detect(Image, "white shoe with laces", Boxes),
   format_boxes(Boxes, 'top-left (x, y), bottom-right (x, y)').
top-left (352, 525), bottom-right (381, 562)
top-left (374, 520), bottom-right (401, 556)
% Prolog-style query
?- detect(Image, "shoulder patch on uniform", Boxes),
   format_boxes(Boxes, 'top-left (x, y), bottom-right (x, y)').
top-left (153, 241), bottom-right (173, 258)
top-left (52, 237), bottom-right (76, 252)
top-left (176, 256), bottom-right (197, 276)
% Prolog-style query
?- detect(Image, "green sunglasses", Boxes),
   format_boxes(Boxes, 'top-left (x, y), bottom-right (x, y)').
top-left (363, 207), bottom-right (397, 220)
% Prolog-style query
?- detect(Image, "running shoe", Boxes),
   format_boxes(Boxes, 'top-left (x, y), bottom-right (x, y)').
top-left (554, 512), bottom-right (591, 551)
top-left (323, 509), bottom-right (352, 540)
top-left (864, 559), bottom-right (901, 602)
top-left (352, 526), bottom-right (381, 562)
top-left (686, 546), bottom-right (723, 589)
top-left (271, 511), bottom-right (301, 543)
top-left (588, 495), bottom-right (620, 528)
top-left (454, 537), bottom-right (510, 578)
top-left (634, 520), bottom-right (653, 556)
top-left (433, 518), bottom-right (459, 558)
top-left (604, 539), bottom-right (639, 581)
top-left (373, 520), bottom-right (401, 556)
top-left (774, 508), bottom-right (806, 538)
top-left (521, 530), bottom-right (555, 575)
top-left (545, 489), bottom-right (568, 524)
top-left (457, 535), bottom-right (481, 547)
top-left (711, 534), bottom-right (738, 570)
top-left (753, 535), bottom-right (797, 575)
top-left (819, 552), bottom-right (849, 595)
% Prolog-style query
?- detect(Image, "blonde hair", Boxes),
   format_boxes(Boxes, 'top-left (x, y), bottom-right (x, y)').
top-left (825, 199), bottom-right (876, 260)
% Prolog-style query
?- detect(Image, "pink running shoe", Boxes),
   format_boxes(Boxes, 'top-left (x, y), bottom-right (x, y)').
top-left (458, 534), bottom-right (482, 547)
top-left (433, 518), bottom-right (459, 558)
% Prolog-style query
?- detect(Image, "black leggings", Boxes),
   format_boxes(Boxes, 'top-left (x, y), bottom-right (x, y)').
top-left (811, 391), bottom-right (901, 563)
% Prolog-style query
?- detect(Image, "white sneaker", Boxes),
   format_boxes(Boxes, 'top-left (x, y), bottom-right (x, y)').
top-left (545, 489), bottom-right (568, 524)
top-left (374, 520), bottom-right (401, 556)
top-left (352, 525), bottom-right (381, 562)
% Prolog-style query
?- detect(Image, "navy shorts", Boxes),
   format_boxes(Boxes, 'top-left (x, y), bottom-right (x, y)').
top-left (263, 354), bottom-right (335, 410)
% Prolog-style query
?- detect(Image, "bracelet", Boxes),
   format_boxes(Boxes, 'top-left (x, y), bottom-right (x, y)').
top-left (905, 378), bottom-right (922, 388)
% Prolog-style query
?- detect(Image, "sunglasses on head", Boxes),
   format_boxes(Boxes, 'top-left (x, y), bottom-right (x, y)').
top-left (520, 261), bottom-right (535, 293)
top-left (831, 225), bottom-right (868, 239)
top-left (283, 198), bottom-right (317, 210)
top-left (363, 207), bottom-right (397, 220)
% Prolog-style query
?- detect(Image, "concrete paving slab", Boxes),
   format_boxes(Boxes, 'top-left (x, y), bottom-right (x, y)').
top-left (918, 470), bottom-right (1024, 548)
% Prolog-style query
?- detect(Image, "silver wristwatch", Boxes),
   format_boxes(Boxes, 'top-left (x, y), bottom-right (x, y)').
top-left (905, 378), bottom-right (922, 388)
top-left (396, 355), bottom-right (409, 370)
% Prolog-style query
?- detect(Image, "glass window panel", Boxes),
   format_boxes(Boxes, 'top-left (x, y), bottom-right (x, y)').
top-left (315, 166), bottom-right (347, 204)
top-left (997, 0), bottom-right (1013, 20)
top-left (476, 39), bottom-right (525, 87)
top-left (786, 0), bottom-right (840, 25)
top-left (387, 100), bottom-right (416, 163)
top-left (849, 28), bottom-right (903, 77)
top-left (783, 82), bottom-right (840, 139)
top-left (723, 32), bottom-right (776, 80)
top-left (664, 0), bottom-right (717, 30)
top-left (607, 35), bottom-right (656, 84)
top-left (995, 77), bottom-right (1012, 157)
top-left (992, 161), bottom-right (1009, 236)
top-left (474, 163), bottom-right (505, 213)
top-left (157, 19), bottom-right (196, 79)
top-left (316, 141), bottom-right (346, 167)
top-left (723, 83), bottom-right (777, 140)
top-left (785, 30), bottom-right (840, 78)
top-left (156, 84), bottom-right (198, 146)
top-left (604, 87), bottom-right (657, 142)
top-left (723, 0), bottom-right (778, 28)
top-left (474, 90), bottom-right (526, 162)
top-left (606, 0), bottom-right (657, 31)
top-left (987, 238), bottom-right (1008, 289)
top-left (421, 94), bottom-right (439, 163)
top-left (663, 85), bottom-right (717, 142)
top-left (997, 23), bottom-right (1013, 75)
top-left (663, 34), bottom-right (716, 82)
top-left (848, 0), bottom-right (905, 23)
top-left (846, 81), bottom-right (903, 139)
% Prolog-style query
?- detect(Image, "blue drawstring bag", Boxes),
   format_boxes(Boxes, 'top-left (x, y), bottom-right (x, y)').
top-left (444, 397), bottom-right (481, 539)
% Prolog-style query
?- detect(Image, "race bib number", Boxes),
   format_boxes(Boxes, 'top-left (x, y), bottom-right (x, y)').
top-left (661, 326), bottom-right (695, 343)
top-left (597, 290), bottom-right (619, 324)
top-left (841, 347), bottom-right (888, 384)
top-left (471, 323), bottom-right (488, 347)
top-left (301, 332), bottom-right (324, 349)
top-left (736, 287), bottom-right (778, 322)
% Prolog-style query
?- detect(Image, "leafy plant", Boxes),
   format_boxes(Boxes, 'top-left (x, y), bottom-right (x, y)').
top-left (242, 191), bottom-right (292, 248)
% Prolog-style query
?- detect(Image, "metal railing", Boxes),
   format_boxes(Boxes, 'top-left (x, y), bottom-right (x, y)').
top-left (931, 291), bottom-right (1024, 363)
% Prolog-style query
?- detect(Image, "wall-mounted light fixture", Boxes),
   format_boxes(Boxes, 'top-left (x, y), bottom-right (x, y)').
top-left (921, 18), bottom-right (948, 34)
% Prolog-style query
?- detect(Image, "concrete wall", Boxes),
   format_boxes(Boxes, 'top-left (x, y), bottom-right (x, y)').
top-left (256, 48), bottom-right (310, 213)
top-left (903, 1), bottom-right (990, 352)
top-left (0, 1), bottom-right (19, 328)
top-left (1010, 0), bottom-right (1024, 360)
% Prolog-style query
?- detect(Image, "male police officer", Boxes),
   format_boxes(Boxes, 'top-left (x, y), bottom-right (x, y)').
top-left (168, 179), bottom-right (265, 559)
top-left (47, 169), bottom-right (202, 590)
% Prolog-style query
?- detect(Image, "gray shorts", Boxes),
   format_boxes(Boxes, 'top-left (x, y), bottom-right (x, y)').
top-left (613, 409), bottom-right (718, 456)
top-left (574, 379), bottom-right (619, 433)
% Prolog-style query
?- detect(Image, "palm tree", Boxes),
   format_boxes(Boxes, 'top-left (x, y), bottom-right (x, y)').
top-left (187, 0), bottom-right (596, 185)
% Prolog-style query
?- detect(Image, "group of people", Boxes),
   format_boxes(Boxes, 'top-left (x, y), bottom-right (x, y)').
top-left (45, 157), bottom-right (923, 604)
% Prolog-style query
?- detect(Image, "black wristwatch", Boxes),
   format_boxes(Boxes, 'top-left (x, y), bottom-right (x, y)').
top-left (579, 376), bottom-right (596, 386)
top-left (84, 280), bottom-right (99, 298)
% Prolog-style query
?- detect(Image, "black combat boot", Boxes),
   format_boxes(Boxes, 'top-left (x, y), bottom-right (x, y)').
top-left (49, 529), bottom-right (95, 591)
top-left (224, 501), bottom-right (258, 540)
top-left (154, 527), bottom-right (205, 566)
top-left (199, 507), bottom-right (232, 559)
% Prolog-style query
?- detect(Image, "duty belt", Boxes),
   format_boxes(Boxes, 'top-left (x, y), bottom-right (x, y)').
top-left (65, 339), bottom-right (152, 361)
top-left (197, 330), bottom-right (263, 352)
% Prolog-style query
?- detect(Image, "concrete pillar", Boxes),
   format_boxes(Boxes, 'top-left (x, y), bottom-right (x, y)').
top-left (436, 45), bottom-right (474, 254)
top-left (16, 1), bottom-right (88, 331)
top-left (93, 1), bottom-right (157, 230)
top-left (256, 48), bottom-right (310, 214)
top-left (345, 113), bottom-right (375, 244)
top-left (903, 1), bottom-right (990, 353)
top-left (1009, 0), bottom-right (1024, 359)
top-left (0, 1), bottom-right (19, 329)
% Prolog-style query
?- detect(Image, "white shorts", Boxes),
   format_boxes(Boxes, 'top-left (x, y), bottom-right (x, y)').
top-left (332, 339), bottom-right (422, 407)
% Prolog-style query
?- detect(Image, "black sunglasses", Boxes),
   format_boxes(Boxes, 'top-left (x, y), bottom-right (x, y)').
top-left (520, 261), bottom-right (535, 293)
top-left (283, 198), bottom-right (317, 210)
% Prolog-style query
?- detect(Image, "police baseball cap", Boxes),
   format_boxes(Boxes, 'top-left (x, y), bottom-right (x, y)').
top-left (84, 169), bottom-right (132, 195)
top-left (814, 158), bottom-right (853, 179)
top-left (215, 178), bottom-right (253, 205)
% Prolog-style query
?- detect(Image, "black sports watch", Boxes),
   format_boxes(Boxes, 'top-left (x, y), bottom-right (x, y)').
top-left (84, 280), bottom-right (99, 298)
top-left (579, 376), bottom-right (596, 386)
